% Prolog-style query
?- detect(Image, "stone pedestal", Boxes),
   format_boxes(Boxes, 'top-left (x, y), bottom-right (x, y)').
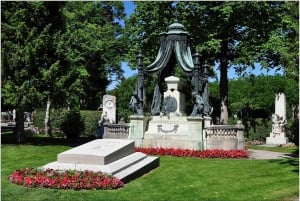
top-left (128, 115), bottom-right (148, 147)
top-left (143, 116), bottom-right (204, 150)
top-left (266, 135), bottom-right (289, 145)
top-left (163, 76), bottom-right (186, 116)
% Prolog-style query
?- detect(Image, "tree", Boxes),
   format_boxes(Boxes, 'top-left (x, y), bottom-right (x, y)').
top-left (61, 1), bottom-right (126, 110)
top-left (110, 76), bottom-right (137, 122)
top-left (1, 2), bottom-right (66, 141)
top-left (1, 2), bottom-right (127, 140)
top-left (125, 1), bottom-right (298, 124)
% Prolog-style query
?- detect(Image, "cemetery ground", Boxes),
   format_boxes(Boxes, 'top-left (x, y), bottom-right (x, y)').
top-left (1, 135), bottom-right (299, 201)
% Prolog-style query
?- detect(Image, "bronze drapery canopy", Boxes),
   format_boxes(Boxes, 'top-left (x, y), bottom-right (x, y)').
top-left (144, 22), bottom-right (195, 76)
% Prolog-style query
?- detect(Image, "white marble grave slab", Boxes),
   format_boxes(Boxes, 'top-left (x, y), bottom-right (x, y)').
top-left (57, 139), bottom-right (134, 165)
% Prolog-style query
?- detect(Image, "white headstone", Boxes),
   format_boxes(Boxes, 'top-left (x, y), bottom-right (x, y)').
top-left (102, 95), bottom-right (116, 124)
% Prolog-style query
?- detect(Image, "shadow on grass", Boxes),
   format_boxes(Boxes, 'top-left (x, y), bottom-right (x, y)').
top-left (268, 151), bottom-right (299, 174)
top-left (1, 133), bottom-right (96, 147)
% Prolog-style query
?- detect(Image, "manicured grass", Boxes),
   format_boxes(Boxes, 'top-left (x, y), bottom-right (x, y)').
top-left (2, 143), bottom-right (299, 201)
top-left (248, 145), bottom-right (299, 155)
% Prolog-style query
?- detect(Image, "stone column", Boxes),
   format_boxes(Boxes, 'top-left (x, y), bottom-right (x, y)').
top-left (236, 121), bottom-right (245, 150)
top-left (186, 117), bottom-right (204, 150)
top-left (128, 115), bottom-right (148, 147)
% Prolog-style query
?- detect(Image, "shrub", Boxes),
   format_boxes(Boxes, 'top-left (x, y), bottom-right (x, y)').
top-left (288, 119), bottom-right (299, 146)
top-left (80, 110), bottom-right (101, 137)
top-left (33, 108), bottom-right (66, 136)
top-left (33, 109), bottom-right (100, 137)
top-left (59, 110), bottom-right (85, 139)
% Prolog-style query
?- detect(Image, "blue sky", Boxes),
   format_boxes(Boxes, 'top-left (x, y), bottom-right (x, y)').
top-left (108, 1), bottom-right (283, 90)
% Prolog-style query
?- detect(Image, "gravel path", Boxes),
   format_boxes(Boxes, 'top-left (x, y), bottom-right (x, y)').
top-left (248, 149), bottom-right (297, 159)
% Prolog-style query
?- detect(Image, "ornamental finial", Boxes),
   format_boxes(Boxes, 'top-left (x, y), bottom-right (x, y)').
top-left (174, 10), bottom-right (179, 22)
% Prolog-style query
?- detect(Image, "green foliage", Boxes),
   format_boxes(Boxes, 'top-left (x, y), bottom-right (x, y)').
top-left (59, 110), bottom-right (85, 139)
top-left (33, 109), bottom-right (99, 137)
top-left (110, 76), bottom-right (137, 122)
top-left (33, 109), bottom-right (65, 135)
top-left (228, 75), bottom-right (298, 118)
top-left (61, 1), bottom-right (126, 109)
top-left (288, 119), bottom-right (299, 146)
top-left (80, 110), bottom-right (101, 137)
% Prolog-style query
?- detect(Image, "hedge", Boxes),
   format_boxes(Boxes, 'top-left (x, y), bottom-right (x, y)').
top-left (33, 109), bottom-right (100, 137)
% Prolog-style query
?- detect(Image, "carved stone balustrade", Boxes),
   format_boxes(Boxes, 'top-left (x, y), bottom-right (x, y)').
top-left (204, 123), bottom-right (245, 150)
top-left (103, 124), bottom-right (130, 139)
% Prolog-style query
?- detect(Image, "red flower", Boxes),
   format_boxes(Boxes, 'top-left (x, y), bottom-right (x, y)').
top-left (9, 168), bottom-right (123, 190)
top-left (135, 147), bottom-right (249, 158)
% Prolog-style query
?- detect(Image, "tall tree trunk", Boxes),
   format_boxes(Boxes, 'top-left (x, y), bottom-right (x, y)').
top-left (45, 98), bottom-right (52, 137)
top-left (219, 46), bottom-right (229, 124)
top-left (15, 107), bottom-right (25, 143)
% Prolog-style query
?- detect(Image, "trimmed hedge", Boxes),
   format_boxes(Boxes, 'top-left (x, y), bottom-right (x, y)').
top-left (33, 109), bottom-right (100, 137)
top-left (80, 110), bottom-right (101, 137)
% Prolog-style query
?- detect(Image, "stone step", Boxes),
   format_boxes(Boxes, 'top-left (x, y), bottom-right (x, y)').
top-left (106, 152), bottom-right (147, 175)
top-left (41, 152), bottom-right (147, 174)
top-left (114, 156), bottom-right (159, 183)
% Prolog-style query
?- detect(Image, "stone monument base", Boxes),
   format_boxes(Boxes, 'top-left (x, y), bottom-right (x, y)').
top-left (143, 116), bottom-right (204, 150)
top-left (266, 133), bottom-right (289, 145)
top-left (40, 139), bottom-right (159, 182)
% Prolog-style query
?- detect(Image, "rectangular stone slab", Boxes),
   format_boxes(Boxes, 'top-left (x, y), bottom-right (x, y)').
top-left (57, 139), bottom-right (134, 165)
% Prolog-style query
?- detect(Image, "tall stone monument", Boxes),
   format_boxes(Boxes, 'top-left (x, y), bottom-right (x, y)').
top-left (266, 92), bottom-right (288, 145)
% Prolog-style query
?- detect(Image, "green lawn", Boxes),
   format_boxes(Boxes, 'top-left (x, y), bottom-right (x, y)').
top-left (248, 145), bottom-right (299, 156)
top-left (1, 141), bottom-right (299, 201)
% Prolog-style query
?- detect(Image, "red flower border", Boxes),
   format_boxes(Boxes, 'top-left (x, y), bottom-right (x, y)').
top-left (135, 147), bottom-right (249, 158)
top-left (9, 168), bottom-right (123, 190)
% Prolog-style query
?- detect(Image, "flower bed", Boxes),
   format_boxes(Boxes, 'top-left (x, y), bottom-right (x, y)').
top-left (135, 147), bottom-right (249, 158)
top-left (9, 168), bottom-right (123, 190)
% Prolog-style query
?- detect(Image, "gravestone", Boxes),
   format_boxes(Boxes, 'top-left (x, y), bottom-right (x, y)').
top-left (102, 95), bottom-right (116, 124)
top-left (40, 139), bottom-right (159, 182)
top-left (266, 92), bottom-right (288, 145)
